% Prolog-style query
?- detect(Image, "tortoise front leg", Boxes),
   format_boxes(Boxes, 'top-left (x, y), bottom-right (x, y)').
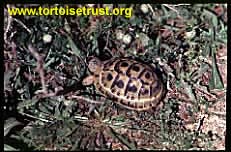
top-left (82, 75), bottom-right (95, 86)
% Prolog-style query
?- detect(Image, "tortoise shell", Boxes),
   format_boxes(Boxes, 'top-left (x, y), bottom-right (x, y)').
top-left (84, 57), bottom-right (165, 111)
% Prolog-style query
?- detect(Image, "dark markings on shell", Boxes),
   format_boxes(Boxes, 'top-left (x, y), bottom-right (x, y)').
top-left (103, 58), bottom-right (118, 71)
top-left (110, 74), bottom-right (119, 90)
top-left (137, 68), bottom-right (146, 79)
top-left (114, 59), bottom-right (123, 73)
top-left (138, 104), bottom-right (144, 109)
top-left (107, 73), bottom-right (113, 81)
top-left (127, 84), bottom-right (138, 93)
top-left (95, 81), bottom-right (99, 86)
top-left (111, 87), bottom-right (116, 93)
top-left (126, 63), bottom-right (135, 77)
top-left (124, 79), bottom-right (131, 97)
top-left (105, 59), bottom-right (115, 67)
top-left (145, 72), bottom-right (151, 79)
top-left (140, 69), bottom-right (154, 85)
top-left (132, 65), bottom-right (140, 72)
top-left (141, 88), bottom-right (149, 95)
top-left (121, 62), bottom-right (129, 67)
top-left (133, 102), bottom-right (138, 109)
top-left (149, 85), bottom-right (153, 97)
top-left (118, 100), bottom-right (137, 109)
top-left (116, 80), bottom-right (124, 89)
top-left (120, 99), bottom-right (127, 105)
top-left (96, 58), bottom-right (165, 111)
top-left (140, 78), bottom-right (150, 86)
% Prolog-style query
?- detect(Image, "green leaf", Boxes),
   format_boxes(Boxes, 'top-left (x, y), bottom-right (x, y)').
top-left (4, 118), bottom-right (21, 136)
top-left (17, 99), bottom-right (39, 111)
top-left (66, 34), bottom-right (82, 57)
top-left (209, 47), bottom-right (224, 90)
top-left (203, 9), bottom-right (218, 28)
top-left (107, 127), bottom-right (137, 150)
top-left (4, 144), bottom-right (18, 151)
top-left (4, 71), bottom-right (14, 91)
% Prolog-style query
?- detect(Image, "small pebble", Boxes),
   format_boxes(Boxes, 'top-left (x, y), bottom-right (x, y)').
top-left (116, 31), bottom-right (124, 40)
top-left (140, 4), bottom-right (149, 14)
top-left (122, 34), bottom-right (132, 45)
top-left (87, 4), bottom-right (95, 7)
top-left (185, 30), bottom-right (196, 39)
top-left (43, 34), bottom-right (52, 43)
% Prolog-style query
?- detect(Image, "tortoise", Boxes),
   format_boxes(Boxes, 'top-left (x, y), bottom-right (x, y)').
top-left (82, 57), bottom-right (166, 111)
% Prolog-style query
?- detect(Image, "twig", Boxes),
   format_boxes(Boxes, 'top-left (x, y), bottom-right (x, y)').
top-left (103, 30), bottom-right (110, 51)
top-left (147, 4), bottom-right (155, 17)
top-left (163, 4), bottom-right (179, 14)
top-left (28, 45), bottom-right (47, 94)
top-left (173, 4), bottom-right (191, 7)
top-left (5, 4), bottom-right (31, 34)
top-left (69, 95), bottom-right (104, 104)
top-left (163, 4), bottom-right (183, 20)
top-left (20, 112), bottom-right (52, 123)
top-left (194, 84), bottom-right (217, 101)
top-left (196, 115), bottom-right (205, 132)
top-left (13, 18), bottom-right (32, 34)
top-left (4, 6), bottom-right (13, 43)
top-left (74, 115), bottom-right (89, 121)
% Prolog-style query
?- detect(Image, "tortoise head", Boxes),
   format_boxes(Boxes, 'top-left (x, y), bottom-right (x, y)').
top-left (87, 56), bottom-right (102, 74)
